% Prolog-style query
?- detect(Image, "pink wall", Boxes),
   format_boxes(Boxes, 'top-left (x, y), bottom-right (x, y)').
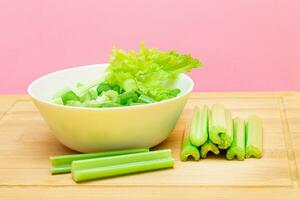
top-left (1, 0), bottom-right (299, 94)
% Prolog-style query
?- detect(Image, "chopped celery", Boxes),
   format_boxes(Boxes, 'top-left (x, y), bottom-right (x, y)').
top-left (100, 102), bottom-right (121, 108)
top-left (66, 100), bottom-right (84, 107)
top-left (88, 86), bottom-right (98, 100)
top-left (246, 115), bottom-right (263, 158)
top-left (97, 82), bottom-right (112, 95)
top-left (51, 97), bottom-right (63, 105)
top-left (71, 150), bottom-right (174, 182)
top-left (119, 91), bottom-right (139, 105)
top-left (61, 91), bottom-right (80, 104)
top-left (180, 123), bottom-right (200, 161)
top-left (189, 105), bottom-right (209, 147)
top-left (72, 79), bottom-right (102, 97)
top-left (52, 87), bottom-right (71, 100)
top-left (209, 104), bottom-right (233, 149)
top-left (200, 139), bottom-right (220, 158)
top-left (50, 148), bottom-right (149, 174)
top-left (226, 117), bottom-right (245, 160)
top-left (138, 95), bottom-right (156, 104)
top-left (102, 90), bottom-right (119, 102)
top-left (129, 102), bottom-right (145, 106)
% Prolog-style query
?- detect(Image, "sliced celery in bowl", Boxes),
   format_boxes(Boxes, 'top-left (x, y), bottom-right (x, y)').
top-left (28, 64), bottom-right (194, 152)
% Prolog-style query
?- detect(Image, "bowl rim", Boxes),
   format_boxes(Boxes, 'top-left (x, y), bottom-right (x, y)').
top-left (27, 64), bottom-right (194, 111)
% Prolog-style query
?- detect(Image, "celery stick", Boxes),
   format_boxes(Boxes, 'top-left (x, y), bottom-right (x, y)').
top-left (200, 139), bottom-right (220, 158)
top-left (71, 149), bottom-right (174, 182)
top-left (138, 95), bottom-right (156, 104)
top-left (226, 117), bottom-right (245, 161)
top-left (189, 105), bottom-right (209, 147)
top-left (246, 115), bottom-right (263, 158)
top-left (180, 123), bottom-right (200, 161)
top-left (209, 104), bottom-right (233, 149)
top-left (73, 158), bottom-right (174, 182)
top-left (50, 148), bottom-right (149, 174)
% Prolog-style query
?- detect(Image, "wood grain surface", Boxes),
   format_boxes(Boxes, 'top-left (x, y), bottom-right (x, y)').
top-left (0, 92), bottom-right (300, 199)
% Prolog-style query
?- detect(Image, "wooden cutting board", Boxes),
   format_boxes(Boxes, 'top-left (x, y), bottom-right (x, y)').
top-left (0, 92), bottom-right (300, 200)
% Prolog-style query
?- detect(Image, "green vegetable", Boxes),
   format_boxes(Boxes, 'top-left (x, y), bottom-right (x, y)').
top-left (72, 79), bottom-right (102, 98)
top-left (209, 104), bottom-right (233, 149)
top-left (119, 91), bottom-right (139, 105)
top-left (61, 91), bottom-right (80, 104)
top-left (138, 95), bottom-right (156, 104)
top-left (51, 97), bottom-right (63, 105)
top-left (72, 150), bottom-right (174, 182)
top-left (50, 148), bottom-right (149, 174)
top-left (97, 82), bottom-right (112, 95)
top-left (100, 102), bottom-right (121, 108)
top-left (189, 105), bottom-right (209, 147)
top-left (105, 43), bottom-right (202, 101)
top-left (246, 115), bottom-right (263, 158)
top-left (180, 123), bottom-right (200, 161)
top-left (226, 117), bottom-right (245, 160)
top-left (200, 139), bottom-right (220, 158)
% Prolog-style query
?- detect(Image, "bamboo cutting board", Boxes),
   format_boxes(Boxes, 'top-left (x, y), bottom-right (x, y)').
top-left (0, 92), bottom-right (300, 200)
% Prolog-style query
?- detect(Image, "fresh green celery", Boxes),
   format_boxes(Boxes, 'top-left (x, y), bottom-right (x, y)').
top-left (50, 148), bottom-right (149, 174)
top-left (119, 91), bottom-right (139, 105)
top-left (52, 87), bottom-right (71, 100)
top-left (66, 100), bottom-right (84, 107)
top-left (226, 117), bottom-right (245, 160)
top-left (138, 95), bottom-right (156, 104)
top-left (97, 82), bottom-right (112, 95)
top-left (200, 139), bottom-right (220, 158)
top-left (51, 97), bottom-right (63, 105)
top-left (189, 105), bottom-right (209, 147)
top-left (209, 104), bottom-right (233, 149)
top-left (71, 150), bottom-right (174, 182)
top-left (73, 79), bottom-right (102, 97)
top-left (180, 123), bottom-right (200, 161)
top-left (88, 86), bottom-right (98, 100)
top-left (100, 102), bottom-right (121, 108)
top-left (61, 91), bottom-right (80, 104)
top-left (246, 115), bottom-right (263, 158)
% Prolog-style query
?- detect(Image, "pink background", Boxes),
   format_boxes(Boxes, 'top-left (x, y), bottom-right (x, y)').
top-left (0, 0), bottom-right (299, 94)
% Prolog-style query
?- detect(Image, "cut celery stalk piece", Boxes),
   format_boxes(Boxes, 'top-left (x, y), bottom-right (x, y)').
top-left (138, 95), bottom-right (156, 104)
top-left (226, 117), bottom-right (245, 160)
top-left (200, 139), bottom-right (220, 158)
top-left (246, 115), bottom-right (263, 158)
top-left (61, 91), bottom-right (80, 104)
top-left (71, 150), bottom-right (174, 182)
top-left (52, 87), bottom-right (71, 100)
top-left (51, 97), bottom-right (63, 105)
top-left (180, 123), bottom-right (200, 161)
top-left (50, 148), bottom-right (149, 174)
top-left (209, 104), bottom-right (233, 149)
top-left (189, 105), bottom-right (209, 147)
top-left (72, 79), bottom-right (103, 98)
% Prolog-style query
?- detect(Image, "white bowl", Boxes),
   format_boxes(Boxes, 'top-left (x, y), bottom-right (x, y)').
top-left (28, 64), bottom-right (194, 152)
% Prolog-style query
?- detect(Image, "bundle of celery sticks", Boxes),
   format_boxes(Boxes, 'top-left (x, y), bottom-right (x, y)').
top-left (180, 104), bottom-right (263, 161)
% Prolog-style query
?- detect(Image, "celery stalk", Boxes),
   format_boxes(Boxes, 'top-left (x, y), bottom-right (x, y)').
top-left (209, 104), bottom-right (233, 149)
top-left (71, 150), bottom-right (174, 182)
top-left (50, 148), bottom-right (149, 174)
top-left (246, 115), bottom-right (263, 158)
top-left (226, 117), bottom-right (245, 160)
top-left (180, 123), bottom-right (200, 161)
top-left (189, 105), bottom-right (209, 147)
top-left (200, 139), bottom-right (220, 158)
